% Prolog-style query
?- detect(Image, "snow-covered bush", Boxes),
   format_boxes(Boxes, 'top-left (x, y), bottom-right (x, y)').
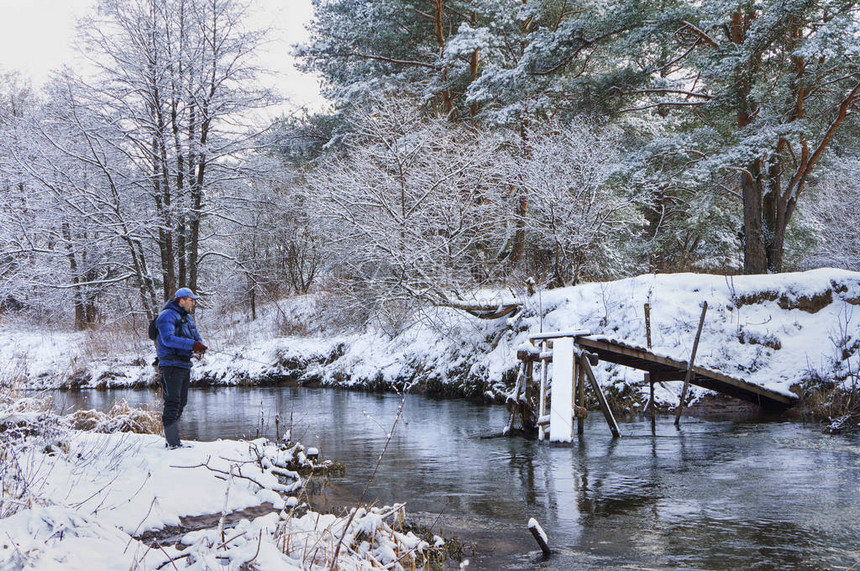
top-left (0, 388), bottom-right (62, 518)
top-left (274, 504), bottom-right (437, 570)
top-left (801, 158), bottom-right (860, 272)
top-left (305, 95), bottom-right (511, 318)
top-left (66, 399), bottom-right (161, 434)
top-left (516, 118), bottom-right (645, 285)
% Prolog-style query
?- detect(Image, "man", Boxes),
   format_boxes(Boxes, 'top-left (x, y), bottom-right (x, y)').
top-left (155, 287), bottom-right (207, 448)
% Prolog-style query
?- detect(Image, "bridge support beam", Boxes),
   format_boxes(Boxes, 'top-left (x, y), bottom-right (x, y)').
top-left (549, 337), bottom-right (574, 443)
top-left (579, 353), bottom-right (621, 438)
top-left (675, 301), bottom-right (708, 426)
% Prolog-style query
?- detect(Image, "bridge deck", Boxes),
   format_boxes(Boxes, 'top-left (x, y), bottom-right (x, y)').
top-left (575, 336), bottom-right (798, 409)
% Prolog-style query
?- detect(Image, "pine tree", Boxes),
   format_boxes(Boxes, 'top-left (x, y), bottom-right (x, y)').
top-left (597, 0), bottom-right (860, 272)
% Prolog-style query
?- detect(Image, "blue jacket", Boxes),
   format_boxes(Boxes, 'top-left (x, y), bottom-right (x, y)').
top-left (156, 300), bottom-right (203, 369)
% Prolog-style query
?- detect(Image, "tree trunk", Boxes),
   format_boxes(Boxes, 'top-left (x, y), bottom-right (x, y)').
top-left (61, 222), bottom-right (87, 331)
top-left (742, 160), bottom-right (768, 274)
top-left (433, 0), bottom-right (454, 117)
top-left (248, 273), bottom-right (256, 321)
top-left (508, 118), bottom-right (532, 269)
top-left (469, 10), bottom-right (480, 118)
top-left (509, 193), bottom-right (528, 269)
top-left (762, 158), bottom-right (786, 272)
top-left (152, 134), bottom-right (176, 300)
top-left (189, 101), bottom-right (208, 293)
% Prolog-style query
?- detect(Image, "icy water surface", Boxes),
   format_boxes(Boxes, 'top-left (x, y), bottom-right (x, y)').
top-left (54, 387), bottom-right (860, 570)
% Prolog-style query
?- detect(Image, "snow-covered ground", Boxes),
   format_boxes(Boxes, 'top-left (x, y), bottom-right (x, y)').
top-left (3, 268), bottom-right (860, 405)
top-left (0, 399), bottom-right (440, 570)
top-left (2, 268), bottom-right (859, 568)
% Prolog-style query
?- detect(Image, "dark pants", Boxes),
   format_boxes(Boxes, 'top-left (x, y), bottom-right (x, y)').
top-left (160, 366), bottom-right (190, 428)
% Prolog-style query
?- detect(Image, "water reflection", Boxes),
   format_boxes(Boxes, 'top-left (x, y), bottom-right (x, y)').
top-left (50, 387), bottom-right (860, 570)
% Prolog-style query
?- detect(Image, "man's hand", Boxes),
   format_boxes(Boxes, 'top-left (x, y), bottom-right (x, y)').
top-left (193, 341), bottom-right (207, 356)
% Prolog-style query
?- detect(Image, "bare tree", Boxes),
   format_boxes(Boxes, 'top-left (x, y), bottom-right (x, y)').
top-left (0, 0), bottom-right (277, 327)
top-left (802, 158), bottom-right (860, 271)
top-left (77, 0), bottom-right (273, 299)
top-left (306, 97), bottom-right (511, 318)
top-left (202, 159), bottom-right (324, 320)
top-left (23, 76), bottom-right (161, 325)
top-left (517, 119), bottom-right (643, 286)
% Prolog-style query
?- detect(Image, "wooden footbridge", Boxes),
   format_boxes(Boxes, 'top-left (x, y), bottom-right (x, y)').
top-left (505, 329), bottom-right (798, 443)
top-left (576, 336), bottom-right (796, 408)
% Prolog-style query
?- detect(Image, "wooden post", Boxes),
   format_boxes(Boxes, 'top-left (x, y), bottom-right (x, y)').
top-left (576, 359), bottom-right (585, 435)
top-left (648, 372), bottom-right (655, 419)
top-left (538, 341), bottom-right (549, 441)
top-left (644, 302), bottom-right (652, 348)
top-left (528, 518), bottom-right (552, 557)
top-left (579, 353), bottom-right (621, 438)
top-left (524, 359), bottom-right (535, 430)
top-left (504, 363), bottom-right (525, 435)
top-left (645, 302), bottom-right (655, 419)
top-left (675, 301), bottom-right (708, 426)
top-left (572, 350), bottom-right (578, 423)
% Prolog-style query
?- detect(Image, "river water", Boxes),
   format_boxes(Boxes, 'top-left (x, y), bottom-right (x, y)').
top-left (53, 387), bottom-right (860, 570)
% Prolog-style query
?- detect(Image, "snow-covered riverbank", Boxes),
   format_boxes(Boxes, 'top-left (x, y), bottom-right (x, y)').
top-left (4, 268), bottom-right (860, 408)
top-left (0, 395), bottom-right (445, 569)
top-left (3, 268), bottom-right (860, 568)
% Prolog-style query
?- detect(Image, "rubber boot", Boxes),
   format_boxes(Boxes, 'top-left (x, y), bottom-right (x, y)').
top-left (164, 422), bottom-right (181, 449)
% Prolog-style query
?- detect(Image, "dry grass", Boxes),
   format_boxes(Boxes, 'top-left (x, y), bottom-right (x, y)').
top-left (0, 355), bottom-right (30, 392)
top-left (79, 318), bottom-right (150, 363)
top-left (274, 503), bottom-right (448, 570)
top-left (67, 399), bottom-right (161, 434)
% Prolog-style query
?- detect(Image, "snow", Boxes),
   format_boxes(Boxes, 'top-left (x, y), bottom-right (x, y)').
top-left (0, 419), bottom-right (431, 569)
top-left (0, 506), bottom-right (157, 570)
top-left (527, 517), bottom-right (548, 544)
top-left (2, 268), bottom-right (859, 568)
top-left (4, 268), bottom-right (860, 407)
top-left (0, 431), bottom-right (291, 569)
top-left (496, 268), bottom-right (860, 401)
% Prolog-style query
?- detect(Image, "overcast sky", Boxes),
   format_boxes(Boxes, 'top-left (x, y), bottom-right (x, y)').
top-left (0, 0), bottom-right (324, 117)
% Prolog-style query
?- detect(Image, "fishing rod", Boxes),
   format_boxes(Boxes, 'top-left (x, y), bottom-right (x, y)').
top-left (202, 347), bottom-right (277, 366)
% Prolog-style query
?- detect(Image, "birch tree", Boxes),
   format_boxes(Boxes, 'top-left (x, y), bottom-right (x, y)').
top-left (78, 0), bottom-right (273, 298)
top-left (0, 0), bottom-right (277, 326)
top-left (29, 76), bottom-right (161, 325)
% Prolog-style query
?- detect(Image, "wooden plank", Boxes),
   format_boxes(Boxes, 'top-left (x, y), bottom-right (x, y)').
top-left (579, 354), bottom-right (621, 438)
top-left (689, 366), bottom-right (795, 405)
top-left (538, 341), bottom-right (549, 442)
top-left (529, 329), bottom-right (591, 341)
top-left (576, 337), bottom-right (690, 370)
top-left (575, 335), bottom-right (796, 408)
top-left (577, 359), bottom-right (585, 435)
top-left (549, 337), bottom-right (574, 443)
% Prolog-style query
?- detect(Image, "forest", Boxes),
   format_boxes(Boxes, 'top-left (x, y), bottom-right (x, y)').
top-left (3, 2), bottom-right (860, 569)
top-left (0, 0), bottom-right (859, 334)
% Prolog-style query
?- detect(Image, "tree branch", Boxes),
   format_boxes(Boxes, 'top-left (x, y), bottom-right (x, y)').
top-left (350, 51), bottom-right (438, 70)
top-left (784, 80), bottom-right (860, 200)
top-left (631, 88), bottom-right (712, 99)
top-left (680, 21), bottom-right (719, 49)
top-left (619, 100), bottom-right (708, 113)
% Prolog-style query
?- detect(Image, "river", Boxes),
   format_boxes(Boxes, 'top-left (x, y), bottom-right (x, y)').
top-left (52, 386), bottom-right (860, 570)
